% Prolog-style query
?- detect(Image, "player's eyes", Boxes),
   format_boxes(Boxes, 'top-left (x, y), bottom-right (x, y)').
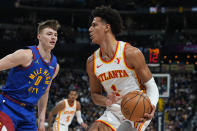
top-left (92, 23), bottom-right (96, 27)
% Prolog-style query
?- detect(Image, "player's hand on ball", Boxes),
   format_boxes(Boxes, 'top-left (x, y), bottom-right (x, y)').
top-left (106, 92), bottom-right (122, 106)
top-left (137, 105), bottom-right (156, 123)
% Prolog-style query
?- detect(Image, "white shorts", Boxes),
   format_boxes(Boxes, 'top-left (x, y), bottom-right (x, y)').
top-left (97, 104), bottom-right (151, 131)
top-left (53, 121), bottom-right (69, 131)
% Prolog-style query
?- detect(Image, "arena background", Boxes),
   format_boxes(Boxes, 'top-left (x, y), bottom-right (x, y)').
top-left (0, 0), bottom-right (197, 131)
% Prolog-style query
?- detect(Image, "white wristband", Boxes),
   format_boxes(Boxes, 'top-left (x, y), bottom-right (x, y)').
top-left (144, 77), bottom-right (159, 106)
top-left (76, 110), bottom-right (84, 125)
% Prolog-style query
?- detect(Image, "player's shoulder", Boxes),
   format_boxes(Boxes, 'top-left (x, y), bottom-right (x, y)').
top-left (76, 100), bottom-right (80, 104)
top-left (86, 54), bottom-right (95, 74)
top-left (87, 48), bottom-right (100, 62)
top-left (75, 100), bottom-right (81, 109)
top-left (13, 48), bottom-right (33, 61)
top-left (86, 54), bottom-right (94, 65)
top-left (125, 43), bottom-right (142, 57)
top-left (125, 43), bottom-right (138, 51)
top-left (16, 48), bottom-right (32, 54)
top-left (58, 99), bottom-right (66, 105)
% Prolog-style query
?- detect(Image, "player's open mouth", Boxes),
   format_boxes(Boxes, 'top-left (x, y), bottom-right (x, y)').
top-left (50, 41), bottom-right (55, 45)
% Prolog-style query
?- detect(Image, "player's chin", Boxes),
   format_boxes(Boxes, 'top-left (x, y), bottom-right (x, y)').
top-left (90, 37), bottom-right (95, 43)
top-left (91, 39), bottom-right (99, 45)
top-left (49, 44), bottom-right (55, 49)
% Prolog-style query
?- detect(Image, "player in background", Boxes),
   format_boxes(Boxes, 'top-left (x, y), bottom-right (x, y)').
top-left (47, 90), bottom-right (88, 131)
top-left (0, 19), bottom-right (60, 131)
top-left (86, 6), bottom-right (159, 131)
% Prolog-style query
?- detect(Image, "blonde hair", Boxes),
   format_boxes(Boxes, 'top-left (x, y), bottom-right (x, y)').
top-left (37, 19), bottom-right (61, 34)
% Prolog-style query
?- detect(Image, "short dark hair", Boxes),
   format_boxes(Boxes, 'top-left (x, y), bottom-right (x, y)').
top-left (37, 19), bottom-right (61, 34)
top-left (69, 89), bottom-right (78, 94)
top-left (91, 6), bottom-right (123, 36)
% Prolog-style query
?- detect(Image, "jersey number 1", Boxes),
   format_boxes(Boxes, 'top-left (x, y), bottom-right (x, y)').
top-left (110, 85), bottom-right (120, 96)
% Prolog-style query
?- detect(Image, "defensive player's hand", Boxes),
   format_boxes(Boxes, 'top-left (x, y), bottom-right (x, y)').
top-left (136, 104), bottom-right (156, 123)
top-left (106, 92), bottom-right (122, 106)
top-left (81, 123), bottom-right (88, 129)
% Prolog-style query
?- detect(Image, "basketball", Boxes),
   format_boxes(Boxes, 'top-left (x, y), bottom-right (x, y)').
top-left (121, 90), bottom-right (152, 121)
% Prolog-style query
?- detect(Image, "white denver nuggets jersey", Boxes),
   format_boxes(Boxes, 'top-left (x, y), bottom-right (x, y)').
top-left (94, 41), bottom-right (145, 102)
top-left (55, 99), bottom-right (76, 126)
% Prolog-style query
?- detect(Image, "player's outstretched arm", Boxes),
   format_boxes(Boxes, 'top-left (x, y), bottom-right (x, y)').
top-left (76, 101), bottom-right (88, 129)
top-left (38, 64), bottom-right (60, 131)
top-left (0, 49), bottom-right (33, 71)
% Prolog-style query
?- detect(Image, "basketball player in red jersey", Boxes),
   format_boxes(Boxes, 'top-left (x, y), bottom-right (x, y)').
top-left (86, 6), bottom-right (159, 131)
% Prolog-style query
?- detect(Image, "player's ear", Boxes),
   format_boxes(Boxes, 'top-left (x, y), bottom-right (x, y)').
top-left (105, 24), bottom-right (111, 32)
top-left (37, 34), bottom-right (40, 40)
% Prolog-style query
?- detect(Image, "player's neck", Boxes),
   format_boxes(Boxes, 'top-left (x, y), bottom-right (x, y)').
top-left (100, 36), bottom-right (117, 61)
top-left (37, 45), bottom-right (51, 63)
top-left (68, 99), bottom-right (74, 106)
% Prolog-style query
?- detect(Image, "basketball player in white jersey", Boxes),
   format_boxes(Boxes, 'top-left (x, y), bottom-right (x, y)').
top-left (47, 90), bottom-right (88, 131)
top-left (86, 6), bottom-right (159, 131)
